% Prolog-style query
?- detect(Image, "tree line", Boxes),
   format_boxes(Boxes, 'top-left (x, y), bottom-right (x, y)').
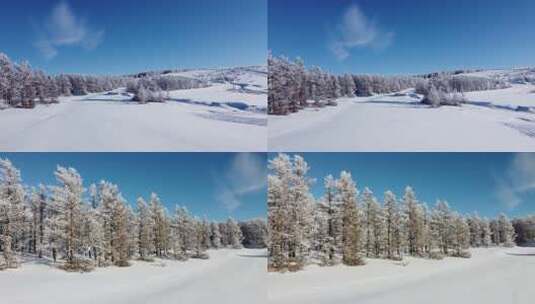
top-left (268, 154), bottom-right (523, 272)
top-left (268, 54), bottom-right (510, 114)
top-left (126, 75), bottom-right (207, 103)
top-left (0, 52), bottom-right (209, 108)
top-left (0, 158), bottom-right (267, 272)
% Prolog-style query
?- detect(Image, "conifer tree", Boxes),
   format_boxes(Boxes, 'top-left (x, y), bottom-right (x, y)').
top-left (338, 171), bottom-right (363, 266)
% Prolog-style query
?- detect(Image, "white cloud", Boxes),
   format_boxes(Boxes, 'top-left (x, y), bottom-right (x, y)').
top-left (34, 1), bottom-right (104, 59)
top-left (329, 4), bottom-right (393, 60)
top-left (496, 154), bottom-right (535, 209)
top-left (216, 153), bottom-right (266, 212)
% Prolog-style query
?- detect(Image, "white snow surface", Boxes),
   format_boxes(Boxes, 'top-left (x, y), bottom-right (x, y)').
top-left (269, 85), bottom-right (535, 151)
top-left (0, 67), bottom-right (267, 152)
top-left (268, 247), bottom-right (535, 304)
top-left (169, 66), bottom-right (267, 93)
top-left (0, 248), bottom-right (267, 304)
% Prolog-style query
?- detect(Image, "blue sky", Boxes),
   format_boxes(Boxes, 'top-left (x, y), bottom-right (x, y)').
top-left (269, 153), bottom-right (535, 218)
top-left (269, 0), bottom-right (535, 75)
top-left (0, 0), bottom-right (266, 75)
top-left (0, 153), bottom-right (266, 221)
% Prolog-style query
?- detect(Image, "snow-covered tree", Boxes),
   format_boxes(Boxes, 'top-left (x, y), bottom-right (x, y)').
top-left (149, 193), bottom-right (169, 257)
top-left (403, 186), bottom-right (424, 256)
top-left (383, 190), bottom-right (402, 259)
top-left (0, 158), bottom-right (25, 269)
top-left (497, 213), bottom-right (516, 247)
top-left (315, 175), bottom-right (341, 265)
top-left (50, 166), bottom-right (84, 269)
top-left (136, 197), bottom-right (153, 260)
top-left (338, 171), bottom-right (363, 266)
top-left (173, 206), bottom-right (195, 260)
top-left (226, 217), bottom-right (243, 249)
top-left (210, 222), bottom-right (222, 249)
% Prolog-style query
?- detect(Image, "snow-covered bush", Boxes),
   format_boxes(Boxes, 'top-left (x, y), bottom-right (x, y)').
top-left (421, 85), bottom-right (467, 107)
top-left (428, 251), bottom-right (445, 260)
top-left (452, 251), bottom-right (471, 258)
top-left (61, 257), bottom-right (96, 272)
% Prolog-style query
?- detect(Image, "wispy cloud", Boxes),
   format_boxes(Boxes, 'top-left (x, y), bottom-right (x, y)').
top-left (329, 4), bottom-right (394, 61)
top-left (216, 153), bottom-right (266, 212)
top-left (34, 1), bottom-right (104, 59)
top-left (495, 154), bottom-right (535, 209)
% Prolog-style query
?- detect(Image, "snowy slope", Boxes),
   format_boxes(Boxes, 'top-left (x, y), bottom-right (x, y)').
top-left (464, 83), bottom-right (535, 108)
top-left (0, 65), bottom-right (267, 151)
top-left (169, 66), bottom-right (267, 93)
top-left (268, 247), bottom-right (535, 304)
top-left (461, 68), bottom-right (535, 83)
top-left (270, 66), bottom-right (535, 151)
top-left (269, 91), bottom-right (535, 151)
top-left (0, 89), bottom-right (266, 152)
top-left (0, 249), bottom-right (267, 304)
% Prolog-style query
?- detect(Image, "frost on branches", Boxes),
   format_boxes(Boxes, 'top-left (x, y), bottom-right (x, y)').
top-left (267, 154), bottom-right (521, 273)
top-left (0, 158), bottom-right (267, 272)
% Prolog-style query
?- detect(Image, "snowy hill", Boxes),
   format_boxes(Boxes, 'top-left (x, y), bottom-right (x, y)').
top-left (0, 66), bottom-right (267, 151)
top-left (459, 68), bottom-right (535, 84)
top-left (164, 66), bottom-right (267, 93)
top-left (269, 67), bottom-right (535, 151)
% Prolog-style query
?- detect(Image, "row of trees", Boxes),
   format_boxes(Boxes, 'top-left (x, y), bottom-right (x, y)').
top-left (126, 76), bottom-right (207, 103)
top-left (417, 75), bottom-right (508, 107)
top-left (0, 53), bottom-right (129, 108)
top-left (268, 54), bottom-right (512, 114)
top-left (0, 158), bottom-right (266, 271)
top-left (268, 54), bottom-right (423, 115)
top-left (1, 51), bottom-right (210, 108)
top-left (268, 154), bottom-right (520, 272)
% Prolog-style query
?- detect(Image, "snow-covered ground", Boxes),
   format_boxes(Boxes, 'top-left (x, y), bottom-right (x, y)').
top-left (0, 67), bottom-right (267, 152)
top-left (0, 248), bottom-right (267, 304)
top-left (269, 84), bottom-right (535, 151)
top-left (268, 246), bottom-right (535, 304)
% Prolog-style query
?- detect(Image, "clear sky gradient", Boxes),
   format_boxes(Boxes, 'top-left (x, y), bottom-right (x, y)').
top-left (269, 0), bottom-right (535, 75)
top-left (0, 0), bottom-right (267, 75)
top-left (0, 153), bottom-right (267, 222)
top-left (269, 153), bottom-right (535, 218)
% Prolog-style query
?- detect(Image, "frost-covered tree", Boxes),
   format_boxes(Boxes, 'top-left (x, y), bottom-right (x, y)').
top-left (403, 186), bottom-right (424, 256)
top-left (452, 213), bottom-right (470, 257)
top-left (497, 213), bottom-right (516, 247)
top-left (432, 200), bottom-right (455, 255)
top-left (0, 159), bottom-right (25, 269)
top-left (383, 190), bottom-right (402, 259)
top-left (173, 206), bottom-right (195, 260)
top-left (315, 175), bottom-right (341, 265)
top-left (50, 166), bottom-right (84, 268)
top-left (136, 197), bottom-right (153, 260)
top-left (267, 154), bottom-right (314, 271)
top-left (226, 217), bottom-right (243, 249)
top-left (210, 222), bottom-right (222, 249)
top-left (149, 193), bottom-right (169, 257)
top-left (338, 171), bottom-right (363, 266)
top-left (480, 218), bottom-right (493, 247)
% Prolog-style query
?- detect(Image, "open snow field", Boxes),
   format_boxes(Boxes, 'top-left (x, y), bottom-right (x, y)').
top-left (0, 248), bottom-right (267, 304)
top-left (269, 84), bottom-right (535, 151)
top-left (268, 247), bottom-right (535, 304)
top-left (0, 67), bottom-right (267, 152)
